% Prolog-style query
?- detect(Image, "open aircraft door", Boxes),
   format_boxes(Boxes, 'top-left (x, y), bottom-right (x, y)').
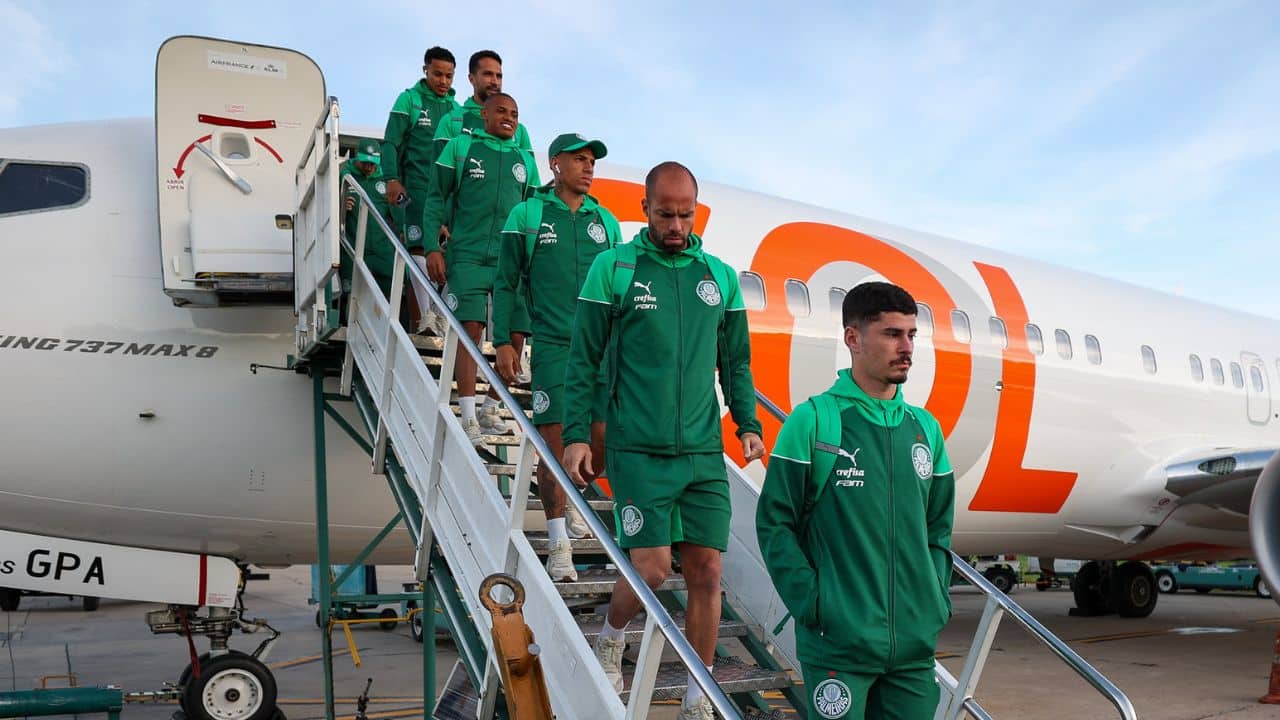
top-left (155, 36), bottom-right (325, 306)
top-left (1243, 352), bottom-right (1272, 425)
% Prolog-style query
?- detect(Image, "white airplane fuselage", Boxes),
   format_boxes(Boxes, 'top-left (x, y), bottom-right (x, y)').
top-left (2, 117), bottom-right (1277, 568)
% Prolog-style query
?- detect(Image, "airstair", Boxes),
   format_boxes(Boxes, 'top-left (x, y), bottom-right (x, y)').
top-left (291, 98), bottom-right (1139, 720)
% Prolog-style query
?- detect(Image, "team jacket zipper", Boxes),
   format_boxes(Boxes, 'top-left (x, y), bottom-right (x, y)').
top-left (885, 405), bottom-right (897, 669)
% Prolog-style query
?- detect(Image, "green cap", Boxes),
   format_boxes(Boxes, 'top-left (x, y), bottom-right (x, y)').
top-left (354, 137), bottom-right (381, 164)
top-left (548, 132), bottom-right (607, 160)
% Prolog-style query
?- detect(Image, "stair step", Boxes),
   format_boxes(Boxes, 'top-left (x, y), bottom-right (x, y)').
top-left (516, 497), bottom-right (614, 512)
top-left (577, 612), bottom-right (749, 644)
top-left (448, 382), bottom-right (531, 399)
top-left (555, 568), bottom-right (685, 597)
top-left (525, 531), bottom-right (603, 554)
top-left (456, 406), bottom-right (530, 421)
top-left (620, 656), bottom-right (792, 701)
top-left (475, 432), bottom-right (522, 447)
top-left (413, 334), bottom-right (498, 357)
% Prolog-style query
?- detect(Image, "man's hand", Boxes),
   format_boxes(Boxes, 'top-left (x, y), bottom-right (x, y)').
top-left (495, 345), bottom-right (521, 385)
top-left (344, 196), bottom-right (355, 212)
top-left (562, 443), bottom-right (593, 489)
top-left (384, 179), bottom-right (406, 206)
top-left (438, 225), bottom-right (452, 243)
top-left (425, 251), bottom-right (447, 286)
top-left (741, 432), bottom-right (765, 462)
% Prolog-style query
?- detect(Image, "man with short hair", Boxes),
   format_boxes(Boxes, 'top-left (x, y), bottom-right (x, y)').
top-left (338, 138), bottom-right (401, 298)
top-left (433, 50), bottom-right (532, 155)
top-left (493, 133), bottom-right (622, 582)
top-left (562, 162), bottom-right (764, 720)
top-left (380, 46), bottom-right (460, 325)
top-left (421, 93), bottom-right (538, 445)
top-left (756, 281), bottom-right (956, 720)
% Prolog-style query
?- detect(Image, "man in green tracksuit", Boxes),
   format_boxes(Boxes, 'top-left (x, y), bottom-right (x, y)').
top-left (422, 93), bottom-right (538, 445)
top-left (432, 50), bottom-right (532, 157)
top-left (492, 133), bottom-right (622, 583)
top-left (338, 138), bottom-right (402, 299)
top-left (380, 45), bottom-right (460, 325)
top-left (562, 162), bottom-right (765, 720)
top-left (756, 282), bottom-right (956, 720)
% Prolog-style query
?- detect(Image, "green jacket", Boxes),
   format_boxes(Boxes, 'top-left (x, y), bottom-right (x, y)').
top-left (755, 370), bottom-right (955, 673)
top-left (563, 229), bottom-right (761, 454)
top-left (421, 130), bottom-right (539, 264)
top-left (491, 187), bottom-right (622, 348)
top-left (338, 158), bottom-right (399, 280)
top-left (432, 96), bottom-right (532, 155)
top-left (381, 81), bottom-right (459, 188)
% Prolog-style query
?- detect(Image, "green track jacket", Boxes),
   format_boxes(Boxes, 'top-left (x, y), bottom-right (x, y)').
top-left (432, 96), bottom-right (532, 155)
top-left (756, 370), bottom-right (955, 673)
top-left (338, 158), bottom-right (398, 280)
top-left (380, 81), bottom-right (459, 187)
top-left (563, 229), bottom-right (762, 454)
top-left (491, 187), bottom-right (622, 348)
top-left (421, 130), bottom-right (539, 264)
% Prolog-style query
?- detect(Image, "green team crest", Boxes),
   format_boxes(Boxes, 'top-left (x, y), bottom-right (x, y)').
top-left (587, 222), bottom-right (607, 244)
top-left (620, 505), bottom-right (644, 536)
top-left (911, 443), bottom-right (933, 480)
top-left (813, 678), bottom-right (852, 718)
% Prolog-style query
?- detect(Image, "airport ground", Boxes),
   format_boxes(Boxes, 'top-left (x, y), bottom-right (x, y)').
top-left (1, 565), bottom-right (1277, 719)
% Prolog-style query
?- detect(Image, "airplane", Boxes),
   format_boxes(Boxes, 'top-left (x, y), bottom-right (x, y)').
top-left (2, 32), bottom-right (1278, 718)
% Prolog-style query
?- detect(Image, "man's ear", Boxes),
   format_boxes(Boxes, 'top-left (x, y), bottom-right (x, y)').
top-left (641, 197), bottom-right (650, 220)
top-left (844, 325), bottom-right (859, 354)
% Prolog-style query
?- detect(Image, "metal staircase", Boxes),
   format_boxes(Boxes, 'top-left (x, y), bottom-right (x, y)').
top-left (292, 98), bottom-right (1137, 720)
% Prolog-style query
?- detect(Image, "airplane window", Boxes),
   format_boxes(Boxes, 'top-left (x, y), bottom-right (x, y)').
top-left (1055, 329), bottom-right (1073, 360)
top-left (1211, 358), bottom-right (1224, 385)
top-left (1085, 334), bottom-right (1102, 365)
top-left (1250, 365), bottom-right (1265, 393)
top-left (1189, 354), bottom-right (1204, 382)
top-left (1141, 345), bottom-right (1157, 374)
top-left (1230, 362), bottom-right (1244, 389)
top-left (829, 288), bottom-right (846, 322)
top-left (916, 303), bottom-right (934, 338)
top-left (988, 317), bottom-right (1008, 349)
top-left (739, 271), bottom-right (765, 311)
top-left (784, 279), bottom-right (811, 318)
top-left (0, 161), bottom-right (89, 217)
top-left (1025, 323), bottom-right (1044, 355)
top-left (951, 309), bottom-right (971, 344)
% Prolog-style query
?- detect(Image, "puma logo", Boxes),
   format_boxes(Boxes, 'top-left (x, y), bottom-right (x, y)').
top-left (468, 158), bottom-right (483, 168)
top-left (633, 281), bottom-right (653, 294)
top-left (836, 447), bottom-right (860, 464)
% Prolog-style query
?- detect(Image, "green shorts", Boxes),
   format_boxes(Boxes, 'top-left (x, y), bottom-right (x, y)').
top-left (605, 450), bottom-right (728, 551)
top-left (401, 181), bottom-right (430, 252)
top-left (530, 342), bottom-right (607, 426)
top-left (801, 665), bottom-right (938, 720)
top-left (443, 260), bottom-right (530, 332)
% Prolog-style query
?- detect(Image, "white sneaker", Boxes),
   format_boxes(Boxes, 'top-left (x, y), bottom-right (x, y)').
top-left (545, 539), bottom-right (578, 582)
top-left (566, 505), bottom-right (593, 539)
top-left (461, 418), bottom-right (483, 447)
top-left (477, 404), bottom-right (514, 435)
top-left (592, 633), bottom-right (626, 693)
top-left (676, 697), bottom-right (713, 720)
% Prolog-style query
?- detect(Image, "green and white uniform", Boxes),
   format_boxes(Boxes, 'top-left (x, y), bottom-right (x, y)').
top-left (563, 229), bottom-right (761, 550)
top-left (381, 80), bottom-right (459, 250)
top-left (338, 146), bottom-right (401, 296)
top-left (432, 96), bottom-right (532, 157)
top-left (422, 130), bottom-right (538, 329)
top-left (493, 186), bottom-right (622, 424)
top-left (756, 370), bottom-right (955, 719)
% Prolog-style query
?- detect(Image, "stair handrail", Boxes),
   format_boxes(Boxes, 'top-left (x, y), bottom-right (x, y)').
top-left (753, 389), bottom-right (1138, 720)
top-left (334, 173), bottom-right (745, 720)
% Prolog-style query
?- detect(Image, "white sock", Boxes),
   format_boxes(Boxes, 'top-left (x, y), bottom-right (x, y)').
top-left (482, 395), bottom-right (500, 410)
top-left (600, 618), bottom-right (627, 643)
top-left (547, 518), bottom-right (568, 544)
top-left (459, 396), bottom-right (477, 422)
top-left (684, 665), bottom-right (714, 708)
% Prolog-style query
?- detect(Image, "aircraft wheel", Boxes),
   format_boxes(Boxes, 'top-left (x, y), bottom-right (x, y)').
top-left (1155, 571), bottom-right (1178, 594)
top-left (378, 608), bottom-right (399, 631)
top-left (179, 651), bottom-right (248, 712)
top-left (82, 596), bottom-right (101, 611)
top-left (1071, 562), bottom-right (1109, 614)
top-left (0, 588), bottom-right (19, 612)
top-left (1114, 562), bottom-right (1157, 618)
top-left (1256, 577), bottom-right (1272, 599)
top-left (183, 652), bottom-right (277, 720)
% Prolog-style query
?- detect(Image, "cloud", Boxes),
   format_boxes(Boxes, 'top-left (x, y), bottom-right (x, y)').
top-left (0, 1), bottom-right (72, 127)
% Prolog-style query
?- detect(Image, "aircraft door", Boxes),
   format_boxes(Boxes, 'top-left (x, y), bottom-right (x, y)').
top-left (1242, 352), bottom-right (1271, 425)
top-left (155, 36), bottom-right (325, 306)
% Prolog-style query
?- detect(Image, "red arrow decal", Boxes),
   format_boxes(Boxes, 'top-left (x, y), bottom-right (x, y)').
top-left (253, 137), bottom-right (283, 163)
top-left (173, 134), bottom-right (212, 179)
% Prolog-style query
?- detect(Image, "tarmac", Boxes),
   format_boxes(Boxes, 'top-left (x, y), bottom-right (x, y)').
top-left (2, 565), bottom-right (1277, 719)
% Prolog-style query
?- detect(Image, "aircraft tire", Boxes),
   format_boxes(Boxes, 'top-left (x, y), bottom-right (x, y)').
top-left (0, 588), bottom-right (19, 612)
top-left (1255, 577), bottom-right (1272, 599)
top-left (179, 650), bottom-right (248, 713)
top-left (1155, 571), bottom-right (1178, 594)
top-left (1114, 562), bottom-right (1157, 618)
top-left (183, 652), bottom-right (277, 720)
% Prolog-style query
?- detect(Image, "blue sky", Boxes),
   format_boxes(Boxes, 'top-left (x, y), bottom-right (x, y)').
top-left (4, 1), bottom-right (1278, 318)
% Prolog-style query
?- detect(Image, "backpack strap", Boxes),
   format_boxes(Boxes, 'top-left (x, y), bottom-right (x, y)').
top-left (597, 206), bottom-right (623, 247)
top-left (522, 196), bottom-right (545, 260)
top-left (809, 393), bottom-right (843, 511)
top-left (609, 242), bottom-right (639, 314)
top-left (450, 134), bottom-right (475, 189)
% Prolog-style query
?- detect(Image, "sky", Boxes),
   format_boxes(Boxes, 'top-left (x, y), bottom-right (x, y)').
top-left (3, 0), bottom-right (1278, 318)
